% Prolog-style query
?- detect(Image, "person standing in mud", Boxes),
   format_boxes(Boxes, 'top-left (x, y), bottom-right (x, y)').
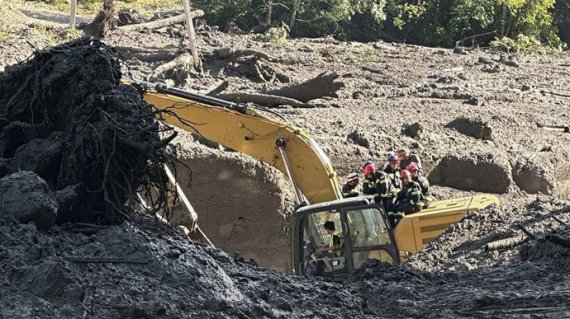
top-left (384, 154), bottom-right (402, 195)
top-left (342, 173), bottom-right (360, 198)
top-left (397, 148), bottom-right (422, 171)
top-left (406, 162), bottom-right (433, 208)
top-left (389, 170), bottom-right (423, 227)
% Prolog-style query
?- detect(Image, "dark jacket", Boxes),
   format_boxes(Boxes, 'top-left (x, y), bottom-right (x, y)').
top-left (413, 175), bottom-right (433, 204)
top-left (383, 166), bottom-right (402, 193)
top-left (397, 181), bottom-right (423, 208)
top-left (341, 183), bottom-right (359, 198)
top-left (399, 154), bottom-right (422, 171)
top-left (363, 171), bottom-right (392, 199)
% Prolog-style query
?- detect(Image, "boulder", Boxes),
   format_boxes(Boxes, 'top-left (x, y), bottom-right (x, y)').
top-left (0, 171), bottom-right (57, 230)
top-left (428, 154), bottom-right (511, 193)
top-left (445, 117), bottom-right (493, 140)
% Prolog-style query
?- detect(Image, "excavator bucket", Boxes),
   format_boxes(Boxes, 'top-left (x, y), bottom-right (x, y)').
top-left (394, 195), bottom-right (500, 259)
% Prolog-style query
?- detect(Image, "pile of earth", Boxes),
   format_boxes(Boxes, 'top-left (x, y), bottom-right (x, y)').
top-left (352, 197), bottom-right (570, 318)
top-left (0, 37), bottom-right (177, 226)
top-left (1, 178), bottom-right (568, 318)
top-left (0, 208), bottom-right (372, 319)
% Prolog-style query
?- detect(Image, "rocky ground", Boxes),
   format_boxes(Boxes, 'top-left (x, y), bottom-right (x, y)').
top-left (1, 2), bottom-right (569, 318)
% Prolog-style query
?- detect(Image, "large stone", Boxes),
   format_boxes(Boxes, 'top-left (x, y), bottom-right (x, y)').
top-left (347, 129), bottom-right (371, 148)
top-left (445, 117), bottom-right (494, 140)
top-left (0, 171), bottom-right (58, 231)
top-left (8, 133), bottom-right (64, 186)
top-left (512, 159), bottom-right (554, 195)
top-left (403, 122), bottom-right (424, 139)
top-left (428, 154), bottom-right (511, 193)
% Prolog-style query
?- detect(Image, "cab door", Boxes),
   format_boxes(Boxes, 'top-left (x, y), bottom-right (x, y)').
top-left (341, 205), bottom-right (399, 271)
top-left (295, 204), bottom-right (398, 278)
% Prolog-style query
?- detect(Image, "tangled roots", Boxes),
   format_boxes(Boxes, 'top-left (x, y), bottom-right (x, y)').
top-left (0, 37), bottom-right (179, 224)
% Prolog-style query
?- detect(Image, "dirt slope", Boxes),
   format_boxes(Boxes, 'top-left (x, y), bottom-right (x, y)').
top-left (0, 6), bottom-right (569, 319)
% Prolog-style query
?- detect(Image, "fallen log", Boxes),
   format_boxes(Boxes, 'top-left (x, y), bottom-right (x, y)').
top-left (265, 72), bottom-right (344, 102)
top-left (206, 81), bottom-right (229, 95)
top-left (215, 92), bottom-right (314, 108)
top-left (485, 236), bottom-right (529, 251)
top-left (117, 10), bottom-right (204, 31)
top-left (213, 48), bottom-right (271, 60)
top-left (114, 46), bottom-right (181, 62)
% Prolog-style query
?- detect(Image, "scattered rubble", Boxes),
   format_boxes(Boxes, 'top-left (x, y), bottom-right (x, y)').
top-left (1, 9), bottom-right (570, 319)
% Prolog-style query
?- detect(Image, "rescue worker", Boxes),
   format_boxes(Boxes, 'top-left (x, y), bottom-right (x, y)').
top-left (384, 154), bottom-right (402, 194)
top-left (362, 162), bottom-right (378, 196)
top-left (397, 148), bottom-right (422, 171)
top-left (319, 221), bottom-right (343, 256)
top-left (380, 151), bottom-right (396, 171)
top-left (313, 221), bottom-right (344, 276)
top-left (363, 162), bottom-right (394, 211)
top-left (389, 169), bottom-right (423, 227)
top-left (342, 173), bottom-right (360, 198)
top-left (406, 162), bottom-right (433, 208)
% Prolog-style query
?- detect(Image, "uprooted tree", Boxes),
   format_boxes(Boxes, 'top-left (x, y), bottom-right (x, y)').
top-left (83, 0), bottom-right (115, 37)
top-left (0, 38), bottom-right (179, 224)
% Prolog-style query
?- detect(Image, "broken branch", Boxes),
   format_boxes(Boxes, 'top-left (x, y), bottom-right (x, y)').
top-left (114, 46), bottom-right (181, 62)
top-left (117, 10), bottom-right (204, 31)
top-left (485, 236), bottom-right (529, 251)
top-left (265, 72), bottom-right (344, 102)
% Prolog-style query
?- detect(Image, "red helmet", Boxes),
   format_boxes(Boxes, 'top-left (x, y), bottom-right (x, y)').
top-left (363, 164), bottom-right (375, 175)
top-left (400, 169), bottom-right (411, 180)
top-left (406, 163), bottom-right (419, 173)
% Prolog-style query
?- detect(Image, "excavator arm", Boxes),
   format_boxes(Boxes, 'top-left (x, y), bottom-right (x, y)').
top-left (138, 81), bottom-right (343, 205)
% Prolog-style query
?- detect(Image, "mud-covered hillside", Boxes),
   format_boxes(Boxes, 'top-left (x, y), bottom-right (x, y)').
top-left (0, 5), bottom-right (569, 319)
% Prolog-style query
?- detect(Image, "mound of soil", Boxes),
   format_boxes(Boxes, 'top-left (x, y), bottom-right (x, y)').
top-left (0, 213), bottom-right (373, 319)
top-left (0, 38), bottom-right (176, 224)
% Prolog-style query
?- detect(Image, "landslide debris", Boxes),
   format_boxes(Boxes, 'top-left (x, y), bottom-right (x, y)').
top-left (0, 37), bottom-right (177, 224)
top-left (0, 213), bottom-right (373, 319)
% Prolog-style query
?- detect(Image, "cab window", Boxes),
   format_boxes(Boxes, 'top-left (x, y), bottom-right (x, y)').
top-left (345, 207), bottom-right (395, 269)
top-left (300, 210), bottom-right (348, 277)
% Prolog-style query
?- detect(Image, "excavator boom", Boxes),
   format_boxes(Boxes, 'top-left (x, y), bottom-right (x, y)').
top-left (140, 82), bottom-right (343, 204)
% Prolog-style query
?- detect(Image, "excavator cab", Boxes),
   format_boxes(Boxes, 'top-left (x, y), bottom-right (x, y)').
top-left (293, 197), bottom-right (399, 279)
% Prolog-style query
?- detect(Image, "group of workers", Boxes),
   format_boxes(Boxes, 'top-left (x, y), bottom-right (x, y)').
top-left (340, 148), bottom-right (432, 226)
top-left (311, 148), bottom-right (432, 276)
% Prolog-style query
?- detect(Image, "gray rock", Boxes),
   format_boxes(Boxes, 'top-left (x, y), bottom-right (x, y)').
top-left (445, 117), bottom-right (494, 140)
top-left (403, 122), bottom-right (424, 139)
top-left (0, 171), bottom-right (57, 231)
top-left (347, 130), bottom-right (370, 148)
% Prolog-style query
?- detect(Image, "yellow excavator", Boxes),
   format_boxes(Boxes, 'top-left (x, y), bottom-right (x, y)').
top-left (134, 79), bottom-right (499, 278)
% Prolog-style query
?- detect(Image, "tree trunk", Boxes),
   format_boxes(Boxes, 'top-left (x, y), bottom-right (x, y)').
top-left (265, 72), bottom-right (344, 102)
top-left (265, 0), bottom-right (273, 26)
top-left (117, 11), bottom-right (204, 31)
top-left (289, 0), bottom-right (300, 30)
top-left (181, 0), bottom-right (201, 70)
top-left (83, 0), bottom-right (115, 38)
